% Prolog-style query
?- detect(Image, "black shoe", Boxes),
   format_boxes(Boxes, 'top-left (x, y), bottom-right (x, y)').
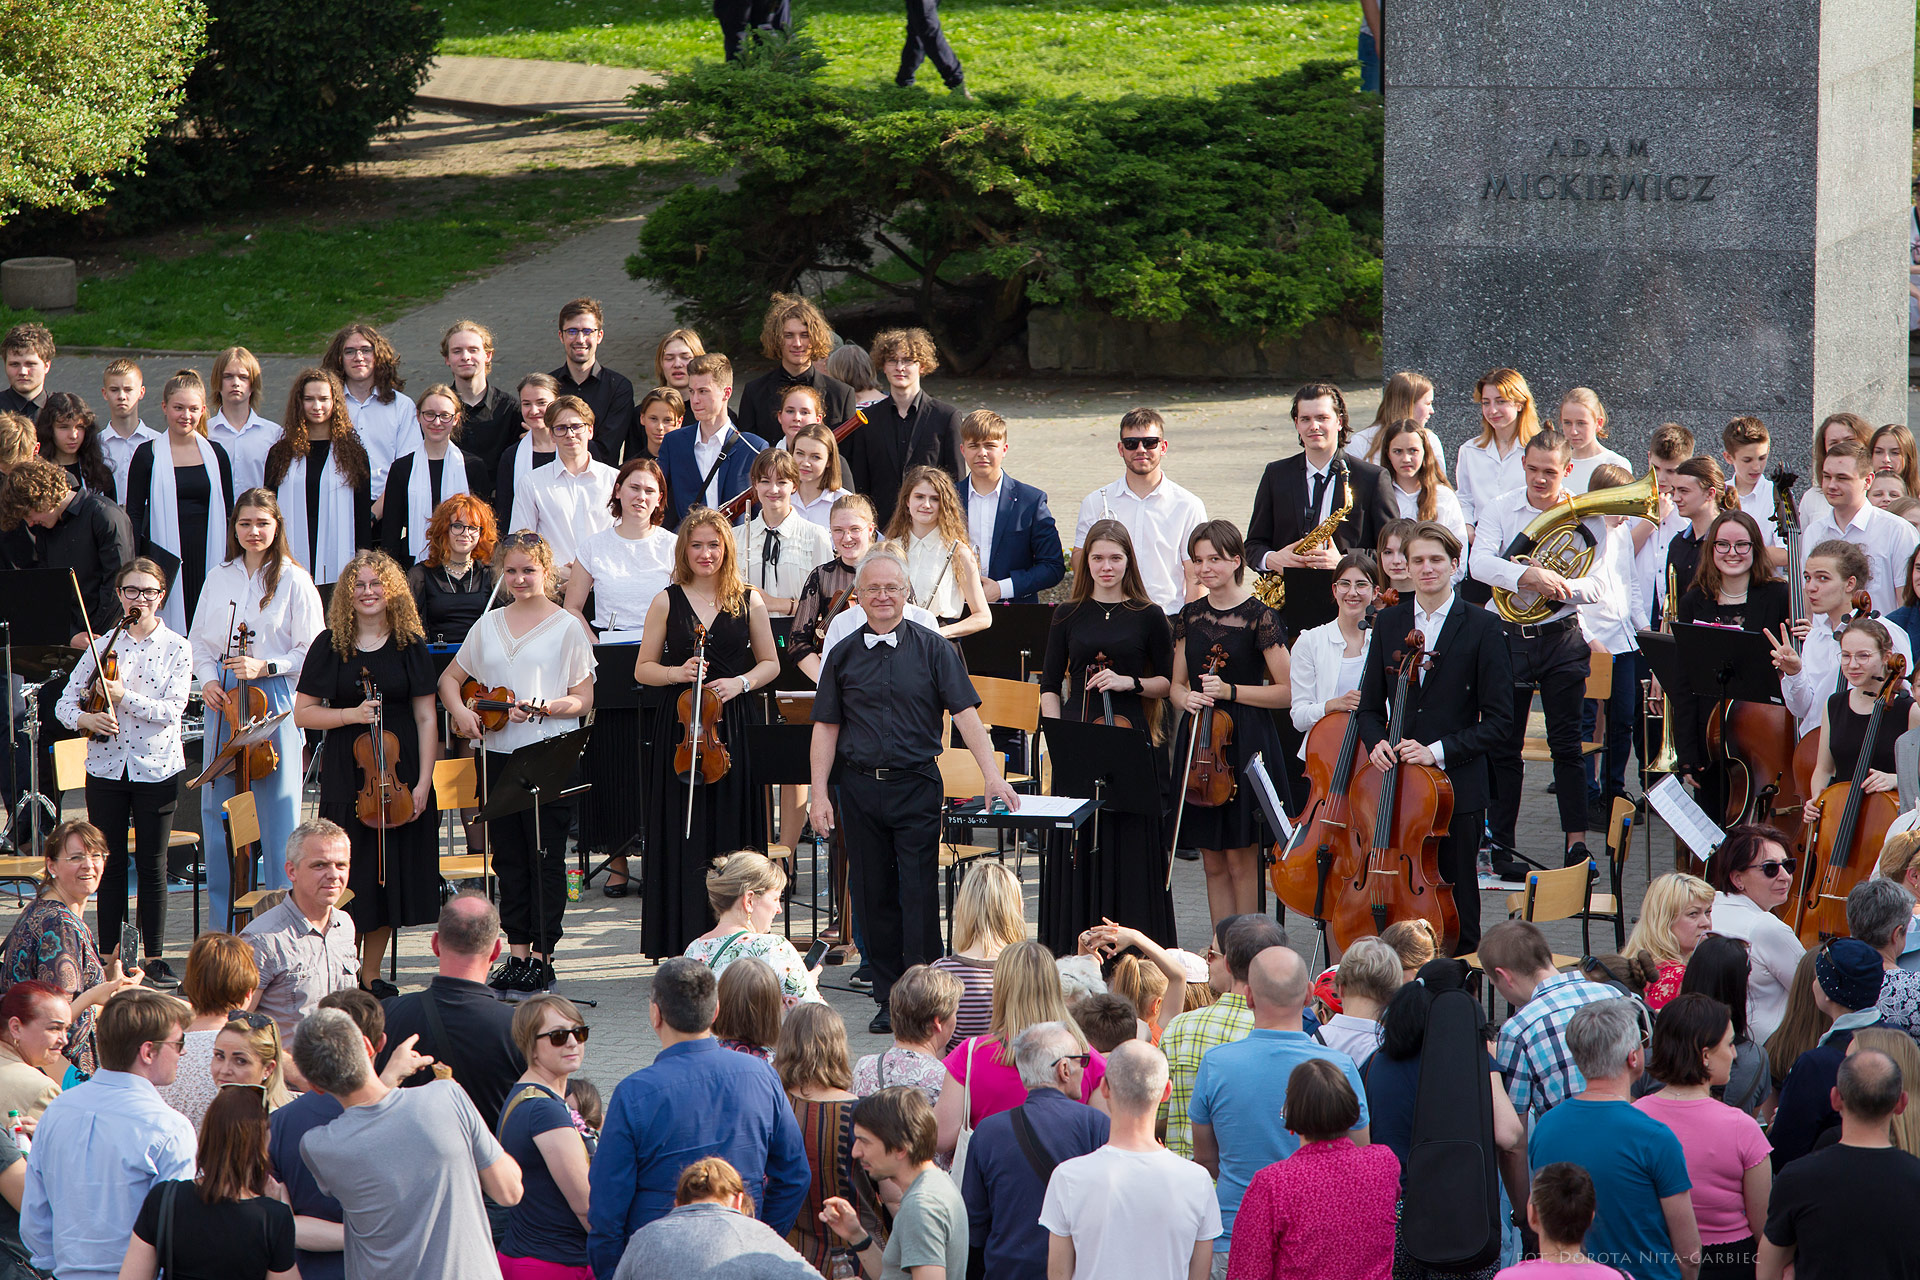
top-left (1587, 793), bottom-right (1614, 830)
top-left (1174, 847), bottom-right (1200, 862)
top-left (515, 958), bottom-right (555, 993)
top-left (362, 978), bottom-right (399, 1000)
top-left (141, 959), bottom-right (178, 989)
top-left (1565, 841), bottom-right (1598, 881)
top-left (869, 1008), bottom-right (892, 1034)
top-left (602, 876), bottom-right (631, 898)
top-left (1490, 852), bottom-right (1531, 882)
top-left (1546, 780), bottom-right (1558, 795)
top-left (849, 965), bottom-right (873, 991)
top-left (488, 955), bottom-right (527, 991)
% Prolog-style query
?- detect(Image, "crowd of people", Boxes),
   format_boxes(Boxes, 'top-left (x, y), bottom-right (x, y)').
top-left (6, 292), bottom-right (1920, 1278)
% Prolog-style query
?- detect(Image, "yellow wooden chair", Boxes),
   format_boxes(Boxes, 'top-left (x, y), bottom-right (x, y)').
top-left (53, 735), bottom-right (207, 929)
top-left (432, 758), bottom-right (490, 895)
top-left (221, 792), bottom-right (274, 930)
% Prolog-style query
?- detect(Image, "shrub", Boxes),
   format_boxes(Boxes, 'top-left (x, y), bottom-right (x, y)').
top-left (625, 39), bottom-right (1382, 370)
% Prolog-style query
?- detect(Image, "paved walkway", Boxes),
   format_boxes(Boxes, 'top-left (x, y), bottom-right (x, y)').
top-left (418, 55), bottom-right (661, 124)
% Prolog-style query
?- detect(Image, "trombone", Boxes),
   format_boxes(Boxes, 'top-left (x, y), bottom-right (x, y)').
top-left (1644, 564), bottom-right (1681, 775)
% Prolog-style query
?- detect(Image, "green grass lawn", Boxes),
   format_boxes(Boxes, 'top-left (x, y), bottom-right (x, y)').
top-left (0, 161), bottom-right (657, 353)
top-left (444, 0), bottom-right (1358, 99)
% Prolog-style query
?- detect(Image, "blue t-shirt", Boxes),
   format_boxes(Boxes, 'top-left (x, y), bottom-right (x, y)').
top-left (1187, 1027), bottom-right (1368, 1245)
top-left (267, 1089), bottom-right (346, 1280)
top-left (498, 1082), bottom-right (589, 1266)
top-left (1529, 1099), bottom-right (1691, 1280)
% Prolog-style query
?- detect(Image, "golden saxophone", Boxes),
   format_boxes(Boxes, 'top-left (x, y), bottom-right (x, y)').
top-left (1254, 457), bottom-right (1352, 610)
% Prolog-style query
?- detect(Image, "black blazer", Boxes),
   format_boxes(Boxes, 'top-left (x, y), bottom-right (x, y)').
top-left (840, 391), bottom-right (965, 529)
top-left (1243, 453), bottom-right (1397, 638)
top-left (1355, 598), bottom-right (1513, 813)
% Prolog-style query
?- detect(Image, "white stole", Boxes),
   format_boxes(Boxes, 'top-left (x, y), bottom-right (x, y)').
top-left (145, 434), bottom-right (230, 633)
top-left (404, 448), bottom-right (472, 557)
top-left (278, 451), bottom-right (357, 585)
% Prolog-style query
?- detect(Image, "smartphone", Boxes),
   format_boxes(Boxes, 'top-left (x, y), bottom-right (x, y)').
top-left (804, 937), bottom-right (831, 970)
top-left (118, 924), bottom-right (140, 976)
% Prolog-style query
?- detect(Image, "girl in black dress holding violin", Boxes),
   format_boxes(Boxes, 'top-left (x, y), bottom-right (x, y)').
top-left (294, 550), bottom-right (440, 996)
top-left (1802, 617), bottom-right (1920, 825)
top-left (634, 508), bottom-right (782, 959)
top-left (1040, 518), bottom-right (1176, 945)
top-left (1168, 519), bottom-right (1291, 928)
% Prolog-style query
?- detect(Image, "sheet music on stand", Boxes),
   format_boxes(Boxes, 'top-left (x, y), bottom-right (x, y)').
top-left (1647, 775), bottom-right (1725, 863)
top-left (1246, 753), bottom-right (1295, 847)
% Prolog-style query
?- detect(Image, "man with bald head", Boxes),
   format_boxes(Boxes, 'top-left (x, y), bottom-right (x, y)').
top-left (1188, 945), bottom-right (1369, 1274)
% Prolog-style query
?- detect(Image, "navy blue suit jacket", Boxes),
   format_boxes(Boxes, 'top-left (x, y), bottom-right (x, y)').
top-left (657, 420), bottom-right (768, 527)
top-left (967, 472), bottom-right (1064, 604)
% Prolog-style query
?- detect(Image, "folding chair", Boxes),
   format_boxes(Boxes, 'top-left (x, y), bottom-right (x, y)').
top-left (433, 758), bottom-right (490, 900)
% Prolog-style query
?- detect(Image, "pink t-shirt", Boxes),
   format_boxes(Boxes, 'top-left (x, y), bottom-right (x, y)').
top-left (1632, 1092), bottom-right (1771, 1244)
top-left (941, 1035), bottom-right (1107, 1123)
top-left (1495, 1263), bottom-right (1628, 1280)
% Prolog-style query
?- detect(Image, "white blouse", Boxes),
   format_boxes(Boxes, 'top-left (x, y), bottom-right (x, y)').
top-left (905, 531), bottom-right (966, 619)
top-left (1390, 482), bottom-right (1470, 543)
top-left (55, 625), bottom-right (194, 783)
top-left (1709, 891), bottom-right (1807, 1048)
top-left (188, 557), bottom-right (326, 691)
top-left (1454, 436), bottom-right (1526, 527)
top-left (1288, 620), bottom-right (1371, 752)
top-left (455, 608), bottom-right (597, 754)
top-left (735, 512), bottom-right (833, 601)
top-left (1565, 447), bottom-right (1633, 495)
top-left (793, 487), bottom-right (852, 530)
top-left (1346, 423), bottom-right (1447, 478)
top-left (575, 525), bottom-right (675, 639)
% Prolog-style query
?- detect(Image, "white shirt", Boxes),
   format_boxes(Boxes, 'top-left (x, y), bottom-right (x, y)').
top-left (691, 425), bottom-right (731, 507)
top-left (512, 457), bottom-right (617, 571)
top-left (188, 557), bottom-right (325, 689)
top-left (1289, 619), bottom-right (1370, 737)
top-left (1347, 423), bottom-right (1447, 478)
top-left (341, 386), bottom-right (421, 500)
top-left (1037, 1145), bottom-right (1223, 1280)
top-left (207, 409), bottom-right (280, 495)
top-left (1578, 519), bottom-right (1639, 654)
top-left (1782, 614), bottom-right (1915, 737)
top-left (1454, 436), bottom-right (1525, 526)
top-left (965, 475), bottom-right (1016, 598)
top-left (734, 511), bottom-right (833, 600)
top-left (1735, 482), bottom-right (1784, 548)
top-left (793, 487), bottom-right (850, 530)
top-left (1319, 1012), bottom-right (1385, 1061)
top-left (1389, 482), bottom-right (1470, 546)
top-left (1469, 485), bottom-right (1615, 622)
top-left (574, 525), bottom-right (675, 638)
top-left (54, 624), bottom-right (193, 783)
top-left (820, 602), bottom-right (941, 662)
top-left (1303, 455), bottom-right (1341, 523)
top-left (1800, 500), bottom-right (1919, 617)
top-left (454, 608), bottom-right (597, 754)
top-left (1565, 447), bottom-right (1633, 495)
top-left (1710, 891), bottom-right (1807, 1048)
top-left (97, 421), bottom-right (160, 503)
top-left (1410, 592), bottom-right (1456, 767)
top-left (1075, 474), bottom-right (1207, 618)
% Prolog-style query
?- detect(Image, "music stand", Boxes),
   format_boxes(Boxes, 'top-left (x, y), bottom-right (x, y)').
top-left (1637, 629), bottom-right (1679, 701)
top-left (0, 568), bottom-right (79, 851)
top-left (186, 712), bottom-right (291, 790)
top-left (960, 603), bottom-right (1054, 680)
top-left (1039, 717), bottom-right (1161, 946)
top-left (475, 725), bottom-right (592, 998)
top-left (1671, 622), bottom-right (1785, 705)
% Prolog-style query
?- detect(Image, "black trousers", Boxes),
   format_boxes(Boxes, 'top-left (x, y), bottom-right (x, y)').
top-left (86, 775), bottom-right (178, 959)
top-left (896, 0), bottom-right (964, 87)
top-left (1491, 621), bottom-right (1591, 848)
top-left (1438, 807), bottom-right (1485, 956)
top-left (484, 752), bottom-right (571, 951)
top-left (715, 0), bottom-right (790, 59)
top-left (837, 769), bottom-right (940, 1008)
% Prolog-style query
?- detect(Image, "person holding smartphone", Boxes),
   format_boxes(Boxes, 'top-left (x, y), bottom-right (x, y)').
top-left (682, 852), bottom-right (824, 1006)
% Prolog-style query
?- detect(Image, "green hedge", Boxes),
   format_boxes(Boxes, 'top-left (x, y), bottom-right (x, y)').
top-left (626, 39), bottom-right (1383, 369)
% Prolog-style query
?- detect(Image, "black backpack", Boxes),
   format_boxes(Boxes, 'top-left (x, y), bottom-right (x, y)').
top-left (1399, 988), bottom-right (1501, 1272)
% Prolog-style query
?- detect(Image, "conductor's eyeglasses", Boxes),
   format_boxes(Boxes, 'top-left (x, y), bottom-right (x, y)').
top-left (539, 1025), bottom-right (590, 1047)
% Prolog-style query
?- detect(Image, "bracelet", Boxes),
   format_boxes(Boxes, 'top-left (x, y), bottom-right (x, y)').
top-left (1227, 683), bottom-right (1237, 702)
top-left (849, 1233), bottom-right (875, 1253)
top-left (1131, 675), bottom-right (1142, 694)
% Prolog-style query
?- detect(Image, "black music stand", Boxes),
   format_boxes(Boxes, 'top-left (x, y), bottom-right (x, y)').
top-left (1671, 622), bottom-right (1785, 706)
top-left (745, 721), bottom-right (854, 989)
top-left (960, 603), bottom-right (1054, 679)
top-left (475, 725), bottom-right (593, 1001)
top-left (590, 645), bottom-right (642, 710)
top-left (1637, 629), bottom-right (1679, 701)
top-left (1038, 717), bottom-right (1160, 949)
top-left (0, 569), bottom-right (79, 848)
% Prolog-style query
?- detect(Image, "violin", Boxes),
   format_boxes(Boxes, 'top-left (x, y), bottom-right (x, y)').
top-left (1181, 644), bottom-right (1236, 808)
top-left (716, 409), bottom-right (870, 521)
top-left (1080, 652), bottom-right (1133, 729)
top-left (224, 617), bottom-right (280, 787)
top-left (1794, 653), bottom-right (1909, 945)
top-left (353, 671), bottom-right (414, 834)
top-left (674, 622), bottom-right (732, 836)
top-left (1273, 591), bottom-right (1392, 920)
top-left (456, 678), bottom-right (548, 735)
top-left (80, 614), bottom-right (134, 742)
top-left (1339, 628), bottom-right (1458, 953)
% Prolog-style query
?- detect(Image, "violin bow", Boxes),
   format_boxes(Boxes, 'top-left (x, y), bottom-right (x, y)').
top-left (685, 624), bottom-right (708, 839)
top-left (69, 569), bottom-right (116, 726)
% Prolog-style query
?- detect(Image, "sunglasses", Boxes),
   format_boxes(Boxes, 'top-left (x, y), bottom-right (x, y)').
top-left (227, 1009), bottom-right (274, 1030)
top-left (1755, 858), bottom-right (1798, 879)
top-left (221, 1081), bottom-right (271, 1104)
top-left (1119, 437), bottom-right (1165, 452)
top-left (539, 1025), bottom-right (590, 1047)
top-left (502, 530), bottom-right (545, 549)
top-left (1052, 1053), bottom-right (1092, 1068)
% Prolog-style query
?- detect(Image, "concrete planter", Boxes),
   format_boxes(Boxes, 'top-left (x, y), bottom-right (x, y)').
top-left (1028, 308), bottom-right (1382, 380)
top-left (1, 258), bottom-right (78, 312)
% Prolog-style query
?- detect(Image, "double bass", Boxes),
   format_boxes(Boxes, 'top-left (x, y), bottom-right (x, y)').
top-left (1339, 629), bottom-right (1458, 953)
top-left (1794, 654), bottom-right (1909, 944)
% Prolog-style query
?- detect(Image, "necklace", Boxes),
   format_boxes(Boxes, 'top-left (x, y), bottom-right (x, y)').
top-left (442, 560), bottom-right (474, 589)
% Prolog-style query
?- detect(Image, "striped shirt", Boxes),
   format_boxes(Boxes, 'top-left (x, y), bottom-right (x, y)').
top-left (932, 954), bottom-right (996, 1052)
top-left (1159, 993), bottom-right (1252, 1159)
top-left (1493, 973), bottom-right (1618, 1118)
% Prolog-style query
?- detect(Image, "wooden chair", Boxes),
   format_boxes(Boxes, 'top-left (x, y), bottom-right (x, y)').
top-left (971, 675), bottom-right (1041, 786)
top-left (937, 747), bottom-right (1004, 951)
top-left (1519, 653), bottom-right (1611, 764)
top-left (1464, 859), bottom-right (1595, 1015)
top-left (432, 758), bottom-right (490, 896)
top-left (221, 792), bottom-right (274, 930)
top-left (1574, 795), bottom-right (1636, 952)
top-left (52, 735), bottom-right (207, 931)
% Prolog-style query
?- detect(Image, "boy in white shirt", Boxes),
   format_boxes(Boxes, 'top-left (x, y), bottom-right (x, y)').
top-left (98, 358), bottom-right (160, 502)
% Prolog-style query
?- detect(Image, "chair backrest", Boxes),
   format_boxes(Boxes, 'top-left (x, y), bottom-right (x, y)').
top-left (1522, 861), bottom-right (1593, 924)
top-left (973, 675), bottom-right (1041, 734)
top-left (51, 737), bottom-right (87, 795)
top-left (433, 758), bottom-right (479, 811)
top-left (1583, 651), bottom-right (1613, 702)
top-left (937, 748), bottom-right (988, 801)
top-left (1605, 795), bottom-right (1636, 872)
top-left (776, 694), bottom-right (816, 726)
top-left (223, 791), bottom-right (262, 852)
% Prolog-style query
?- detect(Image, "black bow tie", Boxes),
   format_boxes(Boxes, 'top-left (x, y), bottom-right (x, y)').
top-left (777, 368), bottom-right (812, 387)
top-left (762, 528), bottom-right (783, 572)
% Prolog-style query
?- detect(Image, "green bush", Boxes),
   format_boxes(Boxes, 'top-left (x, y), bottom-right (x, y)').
top-left (626, 40), bottom-right (1382, 369)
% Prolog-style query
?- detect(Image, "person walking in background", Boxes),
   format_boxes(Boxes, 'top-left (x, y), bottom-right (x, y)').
top-left (894, 0), bottom-right (967, 94)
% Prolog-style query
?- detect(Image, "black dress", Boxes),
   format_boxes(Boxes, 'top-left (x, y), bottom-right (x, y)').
top-left (408, 562), bottom-right (497, 647)
top-left (298, 631), bottom-right (441, 932)
top-left (1827, 689), bottom-right (1914, 780)
top-left (1039, 598), bottom-right (1177, 946)
top-left (1168, 596), bottom-right (1290, 849)
top-left (378, 449), bottom-right (492, 569)
top-left (175, 463), bottom-right (212, 621)
top-left (640, 586), bottom-right (767, 957)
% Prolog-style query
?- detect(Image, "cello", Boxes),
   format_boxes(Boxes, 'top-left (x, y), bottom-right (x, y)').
top-left (1338, 629), bottom-right (1458, 953)
top-left (1794, 653), bottom-right (1908, 944)
top-left (1710, 465), bottom-right (1805, 827)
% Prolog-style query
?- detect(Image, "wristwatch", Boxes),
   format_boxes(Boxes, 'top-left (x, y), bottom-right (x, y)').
top-left (264, 660), bottom-right (279, 677)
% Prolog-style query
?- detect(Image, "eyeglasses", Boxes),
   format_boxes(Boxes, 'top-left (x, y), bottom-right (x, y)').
top-left (420, 410), bottom-right (459, 425)
top-left (1755, 858), bottom-right (1798, 879)
top-left (119, 586), bottom-right (164, 600)
top-left (340, 345), bottom-right (375, 359)
top-left (1712, 541), bottom-right (1754, 554)
top-left (863, 585), bottom-right (907, 597)
top-left (561, 327), bottom-right (601, 340)
top-left (1053, 1053), bottom-right (1092, 1068)
top-left (1203, 944), bottom-right (1221, 961)
top-left (448, 522), bottom-right (481, 536)
top-left (549, 422), bottom-right (591, 437)
top-left (1119, 437), bottom-right (1165, 451)
top-left (151, 1038), bottom-right (186, 1054)
top-left (539, 1024), bottom-right (591, 1047)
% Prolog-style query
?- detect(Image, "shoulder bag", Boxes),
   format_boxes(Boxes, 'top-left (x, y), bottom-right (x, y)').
top-left (950, 1036), bottom-right (978, 1184)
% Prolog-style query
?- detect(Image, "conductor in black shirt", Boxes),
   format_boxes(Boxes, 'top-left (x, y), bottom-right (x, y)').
top-left (841, 327), bottom-right (965, 530)
top-left (551, 297), bottom-right (636, 467)
top-left (735, 293), bottom-right (856, 446)
top-left (810, 547), bottom-right (1019, 1032)
top-left (0, 457), bottom-right (134, 646)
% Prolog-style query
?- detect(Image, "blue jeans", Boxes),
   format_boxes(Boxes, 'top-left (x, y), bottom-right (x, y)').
top-left (200, 674), bottom-right (300, 927)
top-left (1358, 28), bottom-right (1381, 92)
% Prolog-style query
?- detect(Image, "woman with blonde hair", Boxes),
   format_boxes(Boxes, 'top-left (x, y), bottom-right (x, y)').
top-left (775, 1002), bottom-right (883, 1272)
top-left (1557, 386), bottom-right (1631, 493)
top-left (883, 464), bottom-right (991, 638)
top-left (294, 548), bottom-right (440, 994)
top-left (654, 328), bottom-right (705, 415)
top-left (1848, 1028), bottom-right (1920, 1155)
top-left (789, 421), bottom-right (851, 529)
top-left (636, 510), bottom-right (782, 958)
top-left (1454, 366), bottom-right (1541, 530)
top-left (932, 862), bottom-right (1027, 1048)
top-left (1626, 872), bottom-right (1717, 1009)
top-left (124, 369), bottom-right (236, 632)
top-left (684, 851), bottom-right (822, 1005)
top-left (1872, 422), bottom-right (1920, 498)
top-left (439, 530), bottom-right (596, 993)
top-left (1379, 918), bottom-right (1439, 983)
top-left (375, 382), bottom-right (488, 570)
top-left (933, 940), bottom-right (1107, 1156)
top-left (1877, 831), bottom-right (1920, 970)
top-left (212, 1010), bottom-right (293, 1109)
top-left (1765, 949), bottom-right (1833, 1090)
top-left (1350, 370), bottom-right (1441, 474)
top-left (500, 993), bottom-right (594, 1277)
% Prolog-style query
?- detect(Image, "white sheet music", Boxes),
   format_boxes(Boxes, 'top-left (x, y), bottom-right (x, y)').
top-left (1000, 795), bottom-right (1092, 818)
top-left (1246, 753), bottom-right (1294, 843)
top-left (1647, 775), bottom-right (1725, 862)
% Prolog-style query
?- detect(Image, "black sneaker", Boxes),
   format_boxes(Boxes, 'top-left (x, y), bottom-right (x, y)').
top-left (1587, 793), bottom-right (1614, 831)
top-left (869, 1008), bottom-right (892, 1035)
top-left (1565, 841), bottom-right (1598, 881)
top-left (141, 959), bottom-right (178, 989)
top-left (1174, 847), bottom-right (1200, 862)
top-left (488, 955), bottom-right (527, 991)
top-left (849, 965), bottom-right (873, 991)
top-left (362, 978), bottom-right (400, 1001)
top-left (515, 958), bottom-right (556, 993)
